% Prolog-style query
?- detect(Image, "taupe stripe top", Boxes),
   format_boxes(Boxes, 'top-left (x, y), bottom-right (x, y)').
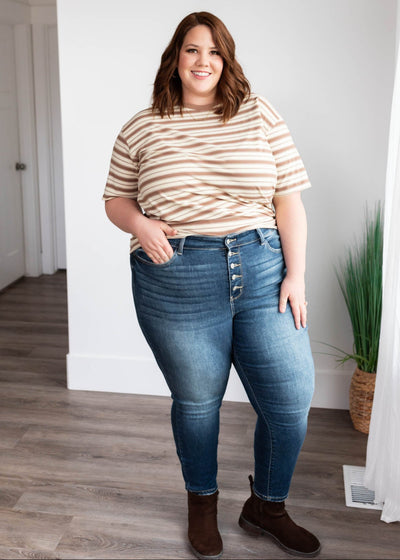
top-left (104, 93), bottom-right (311, 252)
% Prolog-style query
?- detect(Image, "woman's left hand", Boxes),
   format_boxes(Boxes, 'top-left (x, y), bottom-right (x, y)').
top-left (278, 274), bottom-right (307, 330)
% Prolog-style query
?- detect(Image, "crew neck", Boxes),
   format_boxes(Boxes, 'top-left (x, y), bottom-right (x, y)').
top-left (183, 102), bottom-right (218, 112)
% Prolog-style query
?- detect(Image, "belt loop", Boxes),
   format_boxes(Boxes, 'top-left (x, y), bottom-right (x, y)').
top-left (177, 237), bottom-right (186, 255)
top-left (256, 228), bottom-right (266, 245)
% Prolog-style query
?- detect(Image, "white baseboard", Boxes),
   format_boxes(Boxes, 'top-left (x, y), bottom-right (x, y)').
top-left (67, 354), bottom-right (352, 410)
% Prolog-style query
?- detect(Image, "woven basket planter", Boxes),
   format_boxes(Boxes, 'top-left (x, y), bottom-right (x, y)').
top-left (349, 367), bottom-right (376, 434)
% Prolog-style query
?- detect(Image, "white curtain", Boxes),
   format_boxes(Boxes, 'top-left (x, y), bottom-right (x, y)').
top-left (364, 43), bottom-right (400, 523)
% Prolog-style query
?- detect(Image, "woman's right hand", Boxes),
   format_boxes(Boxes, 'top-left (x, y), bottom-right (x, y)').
top-left (135, 216), bottom-right (177, 263)
top-left (105, 198), bottom-right (177, 263)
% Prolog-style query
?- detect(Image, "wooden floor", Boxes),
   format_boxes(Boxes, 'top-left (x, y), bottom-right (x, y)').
top-left (0, 271), bottom-right (399, 559)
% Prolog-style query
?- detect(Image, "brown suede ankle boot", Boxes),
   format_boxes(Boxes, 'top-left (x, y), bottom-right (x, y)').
top-left (187, 490), bottom-right (223, 559)
top-left (239, 476), bottom-right (321, 557)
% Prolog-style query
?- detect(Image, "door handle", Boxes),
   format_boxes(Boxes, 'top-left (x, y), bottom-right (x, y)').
top-left (15, 162), bottom-right (27, 171)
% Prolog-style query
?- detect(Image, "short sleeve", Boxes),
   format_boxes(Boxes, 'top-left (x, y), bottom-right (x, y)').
top-left (256, 95), bottom-right (311, 196)
top-left (103, 130), bottom-right (139, 201)
top-left (266, 119), bottom-right (311, 196)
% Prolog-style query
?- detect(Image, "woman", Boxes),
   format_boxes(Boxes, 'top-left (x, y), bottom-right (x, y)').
top-left (104, 11), bottom-right (320, 560)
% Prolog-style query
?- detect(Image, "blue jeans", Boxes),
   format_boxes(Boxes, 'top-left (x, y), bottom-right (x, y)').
top-left (130, 228), bottom-right (315, 501)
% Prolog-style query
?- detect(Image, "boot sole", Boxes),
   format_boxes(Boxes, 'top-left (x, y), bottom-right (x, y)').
top-left (239, 514), bottom-right (321, 558)
top-left (188, 543), bottom-right (223, 560)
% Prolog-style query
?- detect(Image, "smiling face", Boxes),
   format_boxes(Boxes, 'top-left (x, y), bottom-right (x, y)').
top-left (177, 25), bottom-right (224, 106)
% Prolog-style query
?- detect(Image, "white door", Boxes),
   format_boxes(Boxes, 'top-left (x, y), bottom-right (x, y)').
top-left (0, 23), bottom-right (25, 290)
top-left (48, 25), bottom-right (66, 270)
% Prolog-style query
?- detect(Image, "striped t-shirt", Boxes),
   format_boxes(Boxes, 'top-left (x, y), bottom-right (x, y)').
top-left (104, 93), bottom-right (311, 252)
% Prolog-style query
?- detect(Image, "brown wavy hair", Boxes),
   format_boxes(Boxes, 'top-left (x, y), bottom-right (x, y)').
top-left (152, 12), bottom-right (251, 122)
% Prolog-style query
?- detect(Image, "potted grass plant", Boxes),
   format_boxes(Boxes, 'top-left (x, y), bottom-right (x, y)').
top-left (332, 203), bottom-right (383, 434)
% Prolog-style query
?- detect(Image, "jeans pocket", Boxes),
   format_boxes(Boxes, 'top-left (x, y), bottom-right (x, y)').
top-left (263, 230), bottom-right (282, 253)
top-left (133, 247), bottom-right (178, 267)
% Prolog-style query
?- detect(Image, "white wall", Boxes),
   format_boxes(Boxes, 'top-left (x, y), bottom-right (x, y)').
top-left (58, 0), bottom-right (397, 409)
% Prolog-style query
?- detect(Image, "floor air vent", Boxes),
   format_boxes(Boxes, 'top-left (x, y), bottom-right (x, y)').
top-left (343, 465), bottom-right (383, 510)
